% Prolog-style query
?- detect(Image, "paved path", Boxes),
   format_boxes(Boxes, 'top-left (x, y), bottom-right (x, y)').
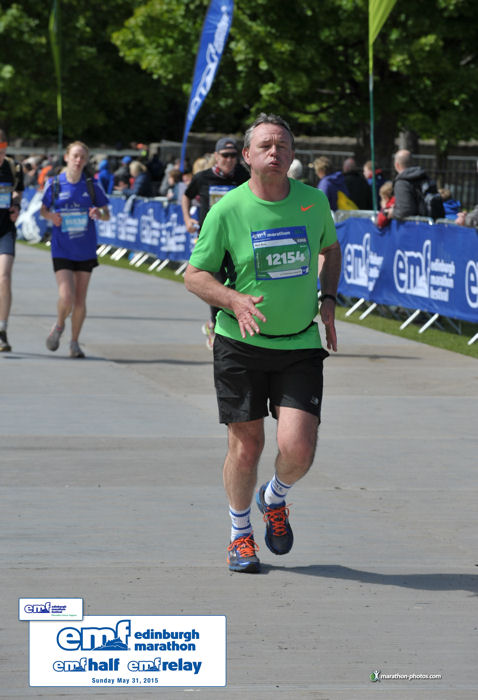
top-left (2, 243), bottom-right (478, 699)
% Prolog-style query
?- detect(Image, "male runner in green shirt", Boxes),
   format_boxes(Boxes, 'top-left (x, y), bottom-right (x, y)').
top-left (185, 113), bottom-right (341, 573)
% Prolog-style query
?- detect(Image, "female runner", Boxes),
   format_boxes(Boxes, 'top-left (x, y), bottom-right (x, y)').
top-left (40, 141), bottom-right (110, 357)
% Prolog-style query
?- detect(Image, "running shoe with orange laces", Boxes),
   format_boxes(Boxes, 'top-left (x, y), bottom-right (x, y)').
top-left (256, 484), bottom-right (294, 555)
top-left (227, 534), bottom-right (261, 573)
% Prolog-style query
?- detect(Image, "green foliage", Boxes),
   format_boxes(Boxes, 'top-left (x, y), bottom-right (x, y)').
top-left (0, 0), bottom-right (184, 143)
top-left (1, 0), bottom-right (478, 154)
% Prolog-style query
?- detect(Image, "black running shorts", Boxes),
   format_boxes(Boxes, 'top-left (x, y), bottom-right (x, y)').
top-left (52, 257), bottom-right (99, 273)
top-left (213, 334), bottom-right (329, 425)
top-left (0, 230), bottom-right (16, 256)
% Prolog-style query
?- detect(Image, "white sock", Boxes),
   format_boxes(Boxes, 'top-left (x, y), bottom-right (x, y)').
top-left (0, 320), bottom-right (7, 331)
top-left (229, 506), bottom-right (252, 542)
top-left (264, 474), bottom-right (292, 506)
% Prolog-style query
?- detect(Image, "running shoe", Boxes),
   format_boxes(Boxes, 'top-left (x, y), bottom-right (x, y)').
top-left (0, 330), bottom-right (11, 352)
top-left (256, 484), bottom-right (294, 555)
top-left (69, 340), bottom-right (85, 358)
top-left (46, 324), bottom-right (64, 351)
top-left (227, 534), bottom-right (260, 573)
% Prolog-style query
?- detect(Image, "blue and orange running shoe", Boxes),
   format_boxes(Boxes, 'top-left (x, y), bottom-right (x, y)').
top-left (227, 534), bottom-right (260, 573)
top-left (256, 484), bottom-right (294, 555)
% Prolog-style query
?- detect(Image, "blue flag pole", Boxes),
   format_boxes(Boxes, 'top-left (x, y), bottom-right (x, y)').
top-left (180, 0), bottom-right (234, 171)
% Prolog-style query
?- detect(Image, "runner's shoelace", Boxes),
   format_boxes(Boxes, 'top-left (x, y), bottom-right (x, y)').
top-left (227, 535), bottom-right (259, 557)
top-left (262, 505), bottom-right (290, 537)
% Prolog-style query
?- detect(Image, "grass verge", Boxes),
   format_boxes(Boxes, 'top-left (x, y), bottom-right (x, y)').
top-left (335, 304), bottom-right (477, 358)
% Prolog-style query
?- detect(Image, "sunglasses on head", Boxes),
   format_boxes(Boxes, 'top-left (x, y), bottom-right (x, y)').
top-left (219, 152), bottom-right (237, 159)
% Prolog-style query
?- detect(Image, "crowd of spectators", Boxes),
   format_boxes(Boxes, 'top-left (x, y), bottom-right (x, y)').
top-left (307, 150), bottom-right (478, 231)
top-left (12, 142), bottom-right (478, 233)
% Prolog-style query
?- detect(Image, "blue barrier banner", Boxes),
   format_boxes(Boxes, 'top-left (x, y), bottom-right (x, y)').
top-left (16, 188), bottom-right (478, 324)
top-left (337, 218), bottom-right (478, 323)
top-left (16, 188), bottom-right (50, 242)
top-left (96, 196), bottom-right (194, 262)
top-left (180, 0), bottom-right (234, 169)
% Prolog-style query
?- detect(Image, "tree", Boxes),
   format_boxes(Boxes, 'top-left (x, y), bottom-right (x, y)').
top-left (1, 0), bottom-right (478, 158)
top-left (112, 0), bottom-right (478, 161)
top-left (0, 0), bottom-right (184, 144)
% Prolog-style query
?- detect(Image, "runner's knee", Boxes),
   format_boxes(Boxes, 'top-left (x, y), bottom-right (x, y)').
top-left (228, 427), bottom-right (264, 469)
top-left (278, 436), bottom-right (316, 471)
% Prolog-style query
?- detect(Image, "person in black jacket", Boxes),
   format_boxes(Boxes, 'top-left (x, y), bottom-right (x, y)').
top-left (391, 149), bottom-right (429, 219)
top-left (181, 137), bottom-right (249, 348)
top-left (343, 157), bottom-right (372, 210)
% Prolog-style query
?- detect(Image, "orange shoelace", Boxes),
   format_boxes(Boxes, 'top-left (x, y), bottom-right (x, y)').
top-left (262, 504), bottom-right (291, 537)
top-left (227, 534), bottom-right (259, 558)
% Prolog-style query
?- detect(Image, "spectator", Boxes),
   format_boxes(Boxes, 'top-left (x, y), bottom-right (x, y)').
top-left (135, 143), bottom-right (148, 160)
top-left (129, 160), bottom-right (153, 197)
top-left (114, 155), bottom-right (132, 182)
top-left (312, 156), bottom-right (357, 211)
top-left (391, 149), bottom-right (432, 219)
top-left (97, 158), bottom-right (114, 195)
top-left (22, 156), bottom-right (39, 188)
top-left (147, 148), bottom-right (165, 196)
top-left (166, 168), bottom-right (182, 203)
top-left (439, 188), bottom-right (461, 221)
top-left (456, 160), bottom-right (478, 227)
top-left (363, 159), bottom-right (385, 204)
top-left (343, 157), bottom-right (372, 210)
top-left (22, 160), bottom-right (34, 187)
top-left (112, 173), bottom-right (132, 195)
top-left (37, 157), bottom-right (54, 190)
top-left (159, 156), bottom-right (181, 195)
top-left (456, 206), bottom-right (478, 229)
top-left (287, 158), bottom-right (303, 180)
top-left (376, 181), bottom-right (395, 229)
top-left (192, 153), bottom-right (215, 175)
top-left (177, 169), bottom-right (192, 202)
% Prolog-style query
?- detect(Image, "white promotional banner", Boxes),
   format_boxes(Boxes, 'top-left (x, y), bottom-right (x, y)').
top-left (19, 598), bottom-right (83, 621)
top-left (30, 615), bottom-right (226, 687)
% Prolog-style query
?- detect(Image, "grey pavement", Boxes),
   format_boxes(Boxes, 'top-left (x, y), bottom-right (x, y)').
top-left (2, 242), bottom-right (478, 699)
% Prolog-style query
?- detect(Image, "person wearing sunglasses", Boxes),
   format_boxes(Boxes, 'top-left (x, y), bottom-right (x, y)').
top-left (182, 137), bottom-right (249, 348)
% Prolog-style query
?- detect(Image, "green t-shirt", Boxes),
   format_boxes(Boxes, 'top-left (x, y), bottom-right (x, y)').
top-left (188, 178), bottom-right (338, 350)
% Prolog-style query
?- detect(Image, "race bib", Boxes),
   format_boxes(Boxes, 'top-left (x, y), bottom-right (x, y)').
top-left (60, 209), bottom-right (88, 238)
top-left (251, 226), bottom-right (310, 280)
top-left (209, 185), bottom-right (233, 208)
top-left (0, 183), bottom-right (12, 209)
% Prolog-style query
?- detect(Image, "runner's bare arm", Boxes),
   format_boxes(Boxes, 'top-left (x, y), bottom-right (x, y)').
top-left (9, 190), bottom-right (22, 222)
top-left (89, 206), bottom-right (111, 222)
top-left (181, 193), bottom-right (198, 234)
top-left (318, 240), bottom-right (341, 352)
top-left (184, 264), bottom-right (267, 339)
top-left (40, 204), bottom-right (62, 227)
